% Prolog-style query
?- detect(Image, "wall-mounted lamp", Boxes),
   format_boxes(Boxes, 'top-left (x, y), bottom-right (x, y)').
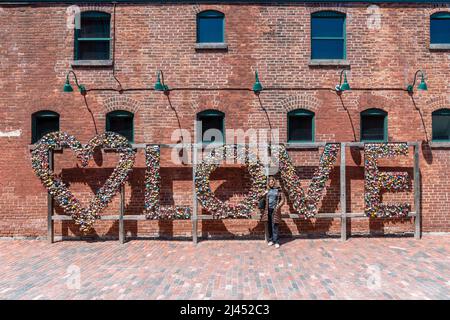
top-left (154, 70), bottom-right (169, 93)
top-left (335, 70), bottom-right (351, 94)
top-left (63, 71), bottom-right (86, 95)
top-left (407, 70), bottom-right (428, 95)
top-left (252, 70), bottom-right (263, 95)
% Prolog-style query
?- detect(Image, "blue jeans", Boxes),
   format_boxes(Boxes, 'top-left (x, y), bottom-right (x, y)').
top-left (267, 208), bottom-right (279, 244)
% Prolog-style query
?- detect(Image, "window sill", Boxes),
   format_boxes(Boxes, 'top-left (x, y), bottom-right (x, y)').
top-left (286, 142), bottom-right (323, 149)
top-left (429, 44), bottom-right (450, 50)
top-left (429, 141), bottom-right (450, 148)
top-left (197, 142), bottom-right (225, 146)
top-left (71, 60), bottom-right (113, 67)
top-left (360, 141), bottom-right (388, 144)
top-left (309, 59), bottom-right (350, 67)
top-left (195, 43), bottom-right (228, 50)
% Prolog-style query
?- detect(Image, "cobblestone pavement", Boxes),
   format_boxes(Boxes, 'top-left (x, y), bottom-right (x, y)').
top-left (0, 235), bottom-right (448, 300)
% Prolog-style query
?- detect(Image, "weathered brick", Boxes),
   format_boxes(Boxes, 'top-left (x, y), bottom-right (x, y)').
top-left (0, 2), bottom-right (448, 238)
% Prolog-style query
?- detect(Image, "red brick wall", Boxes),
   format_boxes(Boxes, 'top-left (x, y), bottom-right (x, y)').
top-left (0, 2), bottom-right (449, 239)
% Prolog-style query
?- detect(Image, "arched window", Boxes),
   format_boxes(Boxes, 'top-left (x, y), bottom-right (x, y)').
top-left (106, 110), bottom-right (134, 142)
top-left (287, 109), bottom-right (315, 143)
top-left (197, 10), bottom-right (225, 43)
top-left (197, 110), bottom-right (225, 143)
top-left (32, 111), bottom-right (60, 143)
top-left (432, 108), bottom-right (450, 141)
top-left (360, 108), bottom-right (387, 142)
top-left (75, 11), bottom-right (111, 60)
top-left (430, 12), bottom-right (450, 45)
top-left (311, 11), bottom-right (346, 60)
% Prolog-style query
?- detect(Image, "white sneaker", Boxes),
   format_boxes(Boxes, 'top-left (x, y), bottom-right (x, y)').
top-left (267, 241), bottom-right (274, 246)
top-left (275, 244), bottom-right (280, 249)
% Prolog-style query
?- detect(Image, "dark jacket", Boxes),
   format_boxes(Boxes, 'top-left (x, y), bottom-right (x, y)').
top-left (259, 187), bottom-right (286, 224)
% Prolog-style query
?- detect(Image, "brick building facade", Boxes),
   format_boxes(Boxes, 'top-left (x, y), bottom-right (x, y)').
top-left (0, 0), bottom-right (449, 239)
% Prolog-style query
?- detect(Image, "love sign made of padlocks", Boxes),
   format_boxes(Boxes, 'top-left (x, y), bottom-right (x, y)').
top-left (31, 132), bottom-right (410, 232)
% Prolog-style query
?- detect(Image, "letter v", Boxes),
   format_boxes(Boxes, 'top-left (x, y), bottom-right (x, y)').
top-left (275, 143), bottom-right (340, 217)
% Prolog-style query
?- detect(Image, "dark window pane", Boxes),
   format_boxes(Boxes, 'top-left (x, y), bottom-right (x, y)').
top-left (78, 41), bottom-right (110, 60)
top-left (198, 115), bottom-right (224, 143)
top-left (311, 17), bottom-right (345, 38)
top-left (288, 116), bottom-right (313, 142)
top-left (107, 114), bottom-right (133, 142)
top-left (197, 17), bottom-right (224, 43)
top-left (432, 113), bottom-right (450, 141)
top-left (79, 17), bottom-right (110, 38)
top-left (33, 114), bottom-right (59, 143)
top-left (76, 12), bottom-right (110, 60)
top-left (311, 39), bottom-right (344, 59)
top-left (431, 18), bottom-right (450, 44)
top-left (361, 115), bottom-right (385, 141)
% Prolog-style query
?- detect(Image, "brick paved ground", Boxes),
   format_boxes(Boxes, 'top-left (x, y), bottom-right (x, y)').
top-left (0, 235), bottom-right (448, 300)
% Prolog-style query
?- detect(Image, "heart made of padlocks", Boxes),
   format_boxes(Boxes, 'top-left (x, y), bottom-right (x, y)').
top-left (31, 131), bottom-right (135, 232)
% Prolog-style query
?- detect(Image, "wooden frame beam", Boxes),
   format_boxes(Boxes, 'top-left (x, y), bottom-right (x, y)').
top-left (47, 150), bottom-right (54, 244)
top-left (42, 141), bottom-right (421, 243)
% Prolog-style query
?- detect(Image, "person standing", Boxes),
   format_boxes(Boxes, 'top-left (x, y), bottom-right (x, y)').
top-left (259, 176), bottom-right (286, 248)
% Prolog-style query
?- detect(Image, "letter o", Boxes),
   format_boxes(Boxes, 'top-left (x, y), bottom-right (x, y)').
top-left (195, 145), bottom-right (267, 218)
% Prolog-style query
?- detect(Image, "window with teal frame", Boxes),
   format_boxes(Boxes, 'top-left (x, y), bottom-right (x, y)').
top-left (106, 110), bottom-right (134, 142)
top-left (287, 109), bottom-right (315, 143)
top-left (75, 11), bottom-right (111, 60)
top-left (360, 108), bottom-right (387, 142)
top-left (311, 11), bottom-right (346, 60)
top-left (32, 110), bottom-right (59, 144)
top-left (430, 12), bottom-right (450, 44)
top-left (197, 10), bottom-right (225, 43)
top-left (432, 108), bottom-right (450, 141)
top-left (197, 110), bottom-right (225, 144)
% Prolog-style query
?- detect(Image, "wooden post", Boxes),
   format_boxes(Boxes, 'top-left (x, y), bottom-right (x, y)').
top-left (119, 185), bottom-right (125, 244)
top-left (47, 149), bottom-right (54, 244)
top-left (340, 143), bottom-right (347, 241)
top-left (192, 123), bottom-right (199, 244)
top-left (413, 143), bottom-right (421, 240)
top-left (264, 222), bottom-right (269, 242)
top-left (264, 147), bottom-right (270, 242)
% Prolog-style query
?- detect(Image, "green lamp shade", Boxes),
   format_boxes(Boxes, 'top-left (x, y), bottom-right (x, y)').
top-left (78, 85), bottom-right (87, 95)
top-left (418, 75), bottom-right (428, 91)
top-left (340, 74), bottom-right (351, 91)
top-left (154, 72), bottom-right (168, 91)
top-left (63, 79), bottom-right (74, 92)
top-left (253, 81), bottom-right (263, 93)
top-left (154, 80), bottom-right (164, 91)
top-left (406, 70), bottom-right (428, 94)
top-left (252, 71), bottom-right (263, 93)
